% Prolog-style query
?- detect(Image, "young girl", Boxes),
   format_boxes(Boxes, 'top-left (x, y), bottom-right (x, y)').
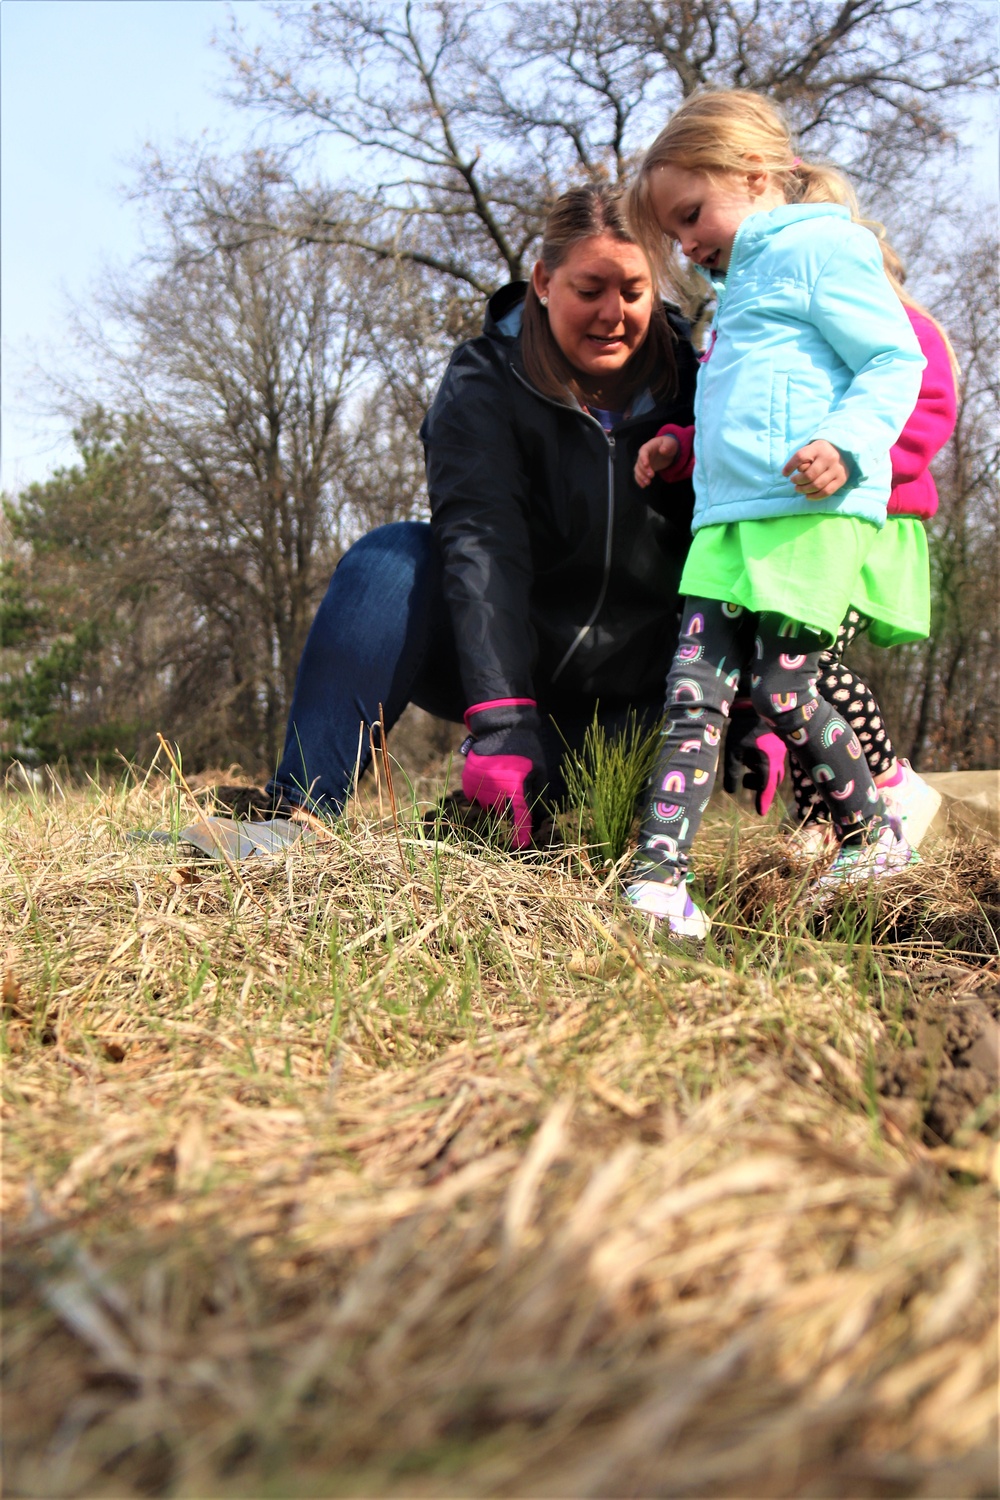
top-left (708, 240), bottom-right (958, 851)
top-left (786, 248), bottom-right (958, 847)
top-left (623, 89), bottom-right (926, 936)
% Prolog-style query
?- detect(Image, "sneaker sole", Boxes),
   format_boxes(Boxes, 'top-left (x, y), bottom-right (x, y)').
top-left (625, 883), bottom-right (711, 939)
top-left (816, 859), bottom-right (916, 891)
top-left (813, 848), bottom-right (919, 899)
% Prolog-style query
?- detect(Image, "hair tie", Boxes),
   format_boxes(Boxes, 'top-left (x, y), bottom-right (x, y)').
top-left (791, 157), bottom-right (802, 168)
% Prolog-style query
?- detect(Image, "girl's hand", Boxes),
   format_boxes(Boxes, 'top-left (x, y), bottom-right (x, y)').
top-left (634, 433), bottom-right (680, 488)
top-left (782, 440), bottom-right (849, 499)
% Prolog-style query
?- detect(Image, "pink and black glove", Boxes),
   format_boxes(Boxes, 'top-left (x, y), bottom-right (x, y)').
top-left (461, 699), bottom-right (548, 850)
top-left (723, 698), bottom-right (787, 817)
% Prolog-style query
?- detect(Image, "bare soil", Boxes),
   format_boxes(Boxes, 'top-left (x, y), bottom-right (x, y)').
top-left (877, 969), bottom-right (1000, 1144)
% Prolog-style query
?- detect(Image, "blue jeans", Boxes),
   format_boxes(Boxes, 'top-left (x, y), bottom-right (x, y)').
top-left (269, 522), bottom-right (661, 815)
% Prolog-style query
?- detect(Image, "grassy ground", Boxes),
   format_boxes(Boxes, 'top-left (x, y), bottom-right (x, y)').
top-left (2, 765), bottom-right (998, 1499)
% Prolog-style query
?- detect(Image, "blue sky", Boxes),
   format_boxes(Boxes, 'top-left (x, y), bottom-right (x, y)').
top-left (1, 0), bottom-right (278, 490)
top-left (2, 0), bottom-right (998, 494)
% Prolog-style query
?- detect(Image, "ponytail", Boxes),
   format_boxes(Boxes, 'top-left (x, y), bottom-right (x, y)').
top-left (788, 158), bottom-right (858, 214)
top-left (869, 235), bottom-right (961, 392)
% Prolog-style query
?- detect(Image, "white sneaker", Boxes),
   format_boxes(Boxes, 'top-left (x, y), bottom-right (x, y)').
top-left (815, 822), bottom-right (918, 893)
top-left (625, 878), bottom-right (711, 938)
top-left (877, 762), bottom-right (942, 850)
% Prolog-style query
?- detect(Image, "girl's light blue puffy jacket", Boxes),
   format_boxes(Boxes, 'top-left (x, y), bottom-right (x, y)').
top-left (691, 203), bottom-right (925, 532)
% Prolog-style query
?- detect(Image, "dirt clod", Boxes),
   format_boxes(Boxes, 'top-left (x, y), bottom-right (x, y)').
top-left (878, 987), bottom-right (1000, 1144)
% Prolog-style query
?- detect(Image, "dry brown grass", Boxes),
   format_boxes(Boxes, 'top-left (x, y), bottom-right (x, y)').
top-left (2, 773), bottom-right (998, 1498)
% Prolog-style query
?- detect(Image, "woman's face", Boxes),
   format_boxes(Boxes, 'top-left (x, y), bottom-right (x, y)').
top-left (532, 233), bottom-right (654, 386)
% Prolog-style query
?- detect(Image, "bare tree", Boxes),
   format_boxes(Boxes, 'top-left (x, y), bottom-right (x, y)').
top-left (851, 223), bottom-right (1000, 771)
top-left (226, 4), bottom-right (540, 293)
top-left (622, 1), bottom-right (989, 179)
top-left (911, 227), bottom-right (999, 769)
top-left (8, 148), bottom-right (460, 771)
top-left (6, 115), bottom-right (499, 774)
top-left (122, 156), bottom-right (367, 759)
top-left (10, 3), bottom-right (995, 771)
top-left (224, 0), bottom-right (994, 291)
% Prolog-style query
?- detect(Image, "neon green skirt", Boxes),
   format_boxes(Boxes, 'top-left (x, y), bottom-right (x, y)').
top-left (680, 515), bottom-right (879, 646)
top-left (851, 516), bottom-right (930, 646)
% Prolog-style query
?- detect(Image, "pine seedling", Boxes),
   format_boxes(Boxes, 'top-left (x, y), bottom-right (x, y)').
top-left (562, 709), bottom-right (664, 868)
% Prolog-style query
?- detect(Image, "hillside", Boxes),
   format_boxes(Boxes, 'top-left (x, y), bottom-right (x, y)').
top-left (2, 775), bottom-right (997, 1498)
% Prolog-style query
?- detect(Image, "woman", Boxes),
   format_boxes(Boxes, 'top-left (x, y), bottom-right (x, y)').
top-left (217, 184), bottom-right (699, 841)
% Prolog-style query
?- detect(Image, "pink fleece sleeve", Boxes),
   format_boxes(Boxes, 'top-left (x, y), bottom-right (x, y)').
top-left (889, 311), bottom-right (957, 487)
top-left (655, 423), bottom-right (696, 483)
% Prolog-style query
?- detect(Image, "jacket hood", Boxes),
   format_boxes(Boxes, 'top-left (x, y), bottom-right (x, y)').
top-left (484, 281), bottom-right (528, 341)
top-left (738, 201), bottom-right (850, 250)
top-left (696, 202), bottom-right (853, 290)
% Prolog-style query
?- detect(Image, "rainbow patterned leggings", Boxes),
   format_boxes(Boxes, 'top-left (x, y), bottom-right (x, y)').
top-left (633, 596), bottom-right (890, 882)
top-left (792, 609), bottom-right (896, 824)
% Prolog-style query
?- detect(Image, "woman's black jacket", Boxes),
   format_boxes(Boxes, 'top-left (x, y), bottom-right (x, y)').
top-left (420, 282), bottom-right (699, 711)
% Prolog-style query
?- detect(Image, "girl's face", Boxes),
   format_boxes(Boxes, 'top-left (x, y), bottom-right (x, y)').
top-left (648, 163), bottom-right (785, 272)
top-left (532, 232), bottom-right (654, 386)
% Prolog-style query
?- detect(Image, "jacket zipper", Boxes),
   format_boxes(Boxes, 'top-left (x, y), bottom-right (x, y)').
top-left (510, 366), bottom-right (618, 683)
top-left (700, 232), bottom-right (751, 493)
top-left (551, 428), bottom-right (615, 682)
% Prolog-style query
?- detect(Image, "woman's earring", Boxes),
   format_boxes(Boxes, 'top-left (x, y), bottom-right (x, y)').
top-left (540, 295), bottom-right (549, 306)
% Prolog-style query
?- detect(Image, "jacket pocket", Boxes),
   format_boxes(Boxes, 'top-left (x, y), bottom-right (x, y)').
top-left (769, 371), bottom-right (790, 476)
top-left (699, 361), bottom-right (776, 506)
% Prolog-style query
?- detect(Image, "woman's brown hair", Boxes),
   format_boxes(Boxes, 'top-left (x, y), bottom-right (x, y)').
top-left (521, 182), bottom-right (678, 405)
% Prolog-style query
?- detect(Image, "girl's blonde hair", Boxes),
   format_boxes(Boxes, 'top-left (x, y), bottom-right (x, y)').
top-left (877, 238), bottom-right (960, 391)
top-left (627, 89), bottom-right (857, 294)
top-left (627, 88), bottom-right (959, 391)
